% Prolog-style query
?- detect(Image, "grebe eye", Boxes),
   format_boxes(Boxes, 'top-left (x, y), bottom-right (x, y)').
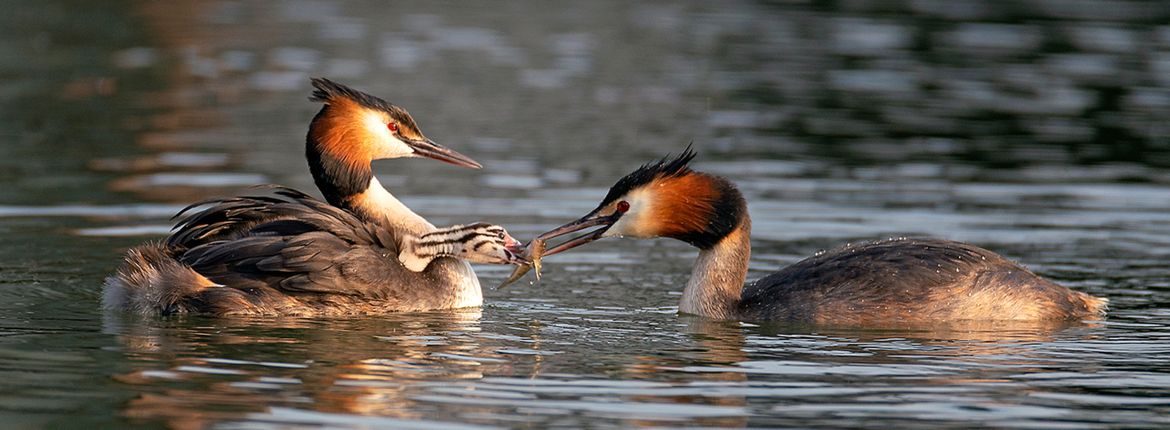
top-left (616, 200), bottom-right (630, 213)
top-left (387, 122), bottom-right (398, 132)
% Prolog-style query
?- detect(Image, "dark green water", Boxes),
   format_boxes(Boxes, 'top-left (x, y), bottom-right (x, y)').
top-left (2, 1), bottom-right (1169, 428)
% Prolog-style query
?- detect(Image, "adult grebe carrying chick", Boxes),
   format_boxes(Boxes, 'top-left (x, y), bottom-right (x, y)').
top-left (530, 148), bottom-right (1107, 325)
top-left (104, 78), bottom-right (526, 316)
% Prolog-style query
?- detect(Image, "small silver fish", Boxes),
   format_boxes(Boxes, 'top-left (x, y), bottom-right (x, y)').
top-left (497, 238), bottom-right (545, 289)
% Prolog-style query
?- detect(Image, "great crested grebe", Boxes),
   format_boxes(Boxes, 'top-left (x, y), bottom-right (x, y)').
top-left (104, 78), bottom-right (525, 316)
top-left (533, 148), bottom-right (1108, 324)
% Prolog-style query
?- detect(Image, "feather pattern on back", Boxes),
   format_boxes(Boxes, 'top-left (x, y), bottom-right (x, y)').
top-left (104, 186), bottom-right (479, 316)
top-left (737, 238), bottom-right (1108, 324)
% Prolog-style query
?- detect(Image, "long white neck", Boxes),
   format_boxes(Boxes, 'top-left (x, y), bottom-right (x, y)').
top-left (679, 217), bottom-right (750, 320)
top-left (358, 176), bottom-right (482, 308)
top-left (353, 176), bottom-right (436, 237)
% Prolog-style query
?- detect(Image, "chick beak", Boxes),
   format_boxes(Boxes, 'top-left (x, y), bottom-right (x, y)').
top-left (503, 233), bottom-right (529, 264)
top-left (407, 138), bottom-right (483, 169)
top-left (536, 212), bottom-right (621, 257)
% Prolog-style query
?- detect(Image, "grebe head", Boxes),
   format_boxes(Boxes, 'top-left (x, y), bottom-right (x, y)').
top-left (400, 223), bottom-right (528, 272)
top-left (308, 77), bottom-right (481, 168)
top-left (536, 146), bottom-right (745, 256)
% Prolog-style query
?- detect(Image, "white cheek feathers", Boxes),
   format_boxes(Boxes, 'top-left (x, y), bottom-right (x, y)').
top-left (363, 112), bottom-right (414, 159)
top-left (604, 189), bottom-right (655, 238)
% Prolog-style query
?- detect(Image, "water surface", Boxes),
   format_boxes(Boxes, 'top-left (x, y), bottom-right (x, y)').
top-left (2, 1), bottom-right (1169, 428)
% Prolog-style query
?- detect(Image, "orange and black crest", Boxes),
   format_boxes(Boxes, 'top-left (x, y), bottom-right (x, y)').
top-left (599, 146), bottom-right (697, 208)
top-left (308, 77), bottom-right (420, 134)
top-left (600, 145), bottom-right (746, 249)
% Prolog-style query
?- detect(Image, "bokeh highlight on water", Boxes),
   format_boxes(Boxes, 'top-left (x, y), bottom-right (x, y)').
top-left (1, 1), bottom-right (1168, 428)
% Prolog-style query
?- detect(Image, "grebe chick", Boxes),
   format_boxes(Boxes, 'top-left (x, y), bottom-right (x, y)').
top-left (534, 149), bottom-right (1107, 325)
top-left (104, 78), bottom-right (523, 316)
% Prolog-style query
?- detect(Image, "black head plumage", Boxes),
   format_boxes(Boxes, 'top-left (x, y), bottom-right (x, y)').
top-left (308, 77), bottom-right (419, 131)
top-left (598, 145), bottom-right (697, 208)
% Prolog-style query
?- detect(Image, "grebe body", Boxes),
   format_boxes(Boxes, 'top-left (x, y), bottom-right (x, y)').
top-left (535, 149), bottom-right (1107, 324)
top-left (104, 79), bottom-right (523, 316)
top-left (735, 238), bottom-right (1103, 324)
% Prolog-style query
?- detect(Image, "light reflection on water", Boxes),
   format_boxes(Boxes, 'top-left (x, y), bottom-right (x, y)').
top-left (88, 311), bottom-right (1165, 428)
top-left (1, 0), bottom-right (1169, 428)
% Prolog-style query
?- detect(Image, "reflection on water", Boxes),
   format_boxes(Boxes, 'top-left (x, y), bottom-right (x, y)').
top-left (1, 0), bottom-right (1169, 428)
top-left (97, 312), bottom-right (1144, 428)
top-left (107, 311), bottom-right (502, 428)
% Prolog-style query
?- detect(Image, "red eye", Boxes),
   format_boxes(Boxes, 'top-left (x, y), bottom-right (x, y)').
top-left (616, 201), bottom-right (630, 213)
top-left (387, 122), bottom-right (398, 132)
